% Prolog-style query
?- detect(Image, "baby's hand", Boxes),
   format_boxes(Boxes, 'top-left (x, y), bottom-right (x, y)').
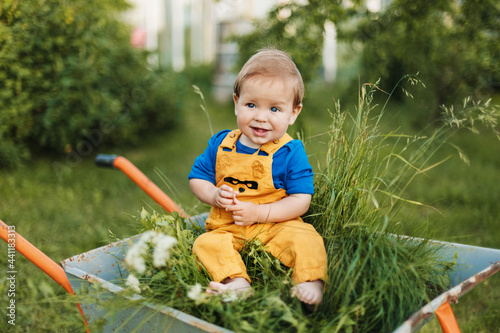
top-left (226, 198), bottom-right (261, 226)
top-left (214, 184), bottom-right (239, 209)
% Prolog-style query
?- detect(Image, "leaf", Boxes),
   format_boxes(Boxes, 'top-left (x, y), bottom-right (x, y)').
top-left (140, 208), bottom-right (148, 220)
top-left (150, 270), bottom-right (167, 283)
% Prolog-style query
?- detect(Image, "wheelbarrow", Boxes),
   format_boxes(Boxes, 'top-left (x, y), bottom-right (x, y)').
top-left (1, 154), bottom-right (499, 332)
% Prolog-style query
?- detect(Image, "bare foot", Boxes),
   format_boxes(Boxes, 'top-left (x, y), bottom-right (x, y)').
top-left (207, 277), bottom-right (252, 301)
top-left (291, 280), bottom-right (324, 306)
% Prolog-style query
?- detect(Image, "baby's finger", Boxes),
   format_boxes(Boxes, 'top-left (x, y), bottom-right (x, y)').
top-left (225, 204), bottom-right (240, 212)
top-left (232, 213), bottom-right (244, 223)
top-left (220, 184), bottom-right (235, 193)
top-left (221, 187), bottom-right (238, 198)
top-left (219, 190), bottom-right (235, 200)
top-left (218, 198), bottom-right (232, 207)
top-left (222, 185), bottom-right (239, 193)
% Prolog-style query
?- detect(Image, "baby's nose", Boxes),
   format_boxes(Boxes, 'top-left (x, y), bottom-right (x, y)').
top-left (254, 109), bottom-right (267, 121)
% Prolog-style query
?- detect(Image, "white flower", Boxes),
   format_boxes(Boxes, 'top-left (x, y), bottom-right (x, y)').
top-left (152, 233), bottom-right (177, 268)
top-left (125, 231), bottom-right (153, 274)
top-left (126, 274), bottom-right (141, 293)
top-left (125, 242), bottom-right (146, 274)
top-left (221, 290), bottom-right (239, 303)
top-left (187, 283), bottom-right (208, 304)
top-left (125, 230), bottom-right (178, 273)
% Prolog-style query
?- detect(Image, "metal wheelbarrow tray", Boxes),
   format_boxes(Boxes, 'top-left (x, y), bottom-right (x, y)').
top-left (60, 213), bottom-right (500, 333)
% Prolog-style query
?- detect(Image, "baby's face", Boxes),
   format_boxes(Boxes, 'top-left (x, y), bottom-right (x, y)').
top-left (233, 75), bottom-right (302, 149)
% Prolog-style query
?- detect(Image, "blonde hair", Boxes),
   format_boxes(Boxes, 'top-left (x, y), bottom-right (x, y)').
top-left (233, 49), bottom-right (304, 108)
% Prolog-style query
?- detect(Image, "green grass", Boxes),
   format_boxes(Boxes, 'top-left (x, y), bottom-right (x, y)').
top-left (0, 84), bottom-right (499, 332)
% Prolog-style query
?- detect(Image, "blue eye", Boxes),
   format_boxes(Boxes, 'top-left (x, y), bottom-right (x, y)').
top-left (270, 106), bottom-right (279, 112)
top-left (247, 103), bottom-right (255, 108)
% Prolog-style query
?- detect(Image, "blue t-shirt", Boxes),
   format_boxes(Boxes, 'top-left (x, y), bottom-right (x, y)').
top-left (188, 130), bottom-right (314, 195)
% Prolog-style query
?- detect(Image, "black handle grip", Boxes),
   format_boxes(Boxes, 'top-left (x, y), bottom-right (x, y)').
top-left (95, 154), bottom-right (117, 168)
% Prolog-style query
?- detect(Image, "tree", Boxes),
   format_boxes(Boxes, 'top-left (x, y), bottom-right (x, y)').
top-left (233, 0), bottom-right (365, 83)
top-left (356, 0), bottom-right (500, 119)
top-left (233, 0), bottom-right (500, 121)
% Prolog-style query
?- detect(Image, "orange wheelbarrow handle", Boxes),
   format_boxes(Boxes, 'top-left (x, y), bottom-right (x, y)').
top-left (0, 220), bottom-right (89, 331)
top-left (95, 154), bottom-right (186, 217)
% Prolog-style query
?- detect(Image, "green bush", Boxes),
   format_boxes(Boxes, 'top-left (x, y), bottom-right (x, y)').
top-left (0, 0), bottom-right (183, 168)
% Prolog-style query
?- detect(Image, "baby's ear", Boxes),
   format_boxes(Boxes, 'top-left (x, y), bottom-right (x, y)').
top-left (233, 93), bottom-right (239, 115)
top-left (289, 104), bottom-right (303, 125)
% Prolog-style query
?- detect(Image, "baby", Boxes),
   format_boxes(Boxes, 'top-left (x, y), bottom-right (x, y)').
top-left (188, 49), bottom-right (327, 306)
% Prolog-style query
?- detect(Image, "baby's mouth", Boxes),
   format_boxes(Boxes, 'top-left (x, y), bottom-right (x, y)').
top-left (251, 127), bottom-right (269, 136)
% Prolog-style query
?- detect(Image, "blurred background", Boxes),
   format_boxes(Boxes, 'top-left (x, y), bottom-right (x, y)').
top-left (0, 0), bottom-right (499, 331)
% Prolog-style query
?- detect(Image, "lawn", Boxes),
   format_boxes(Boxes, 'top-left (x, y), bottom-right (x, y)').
top-left (0, 83), bottom-right (499, 332)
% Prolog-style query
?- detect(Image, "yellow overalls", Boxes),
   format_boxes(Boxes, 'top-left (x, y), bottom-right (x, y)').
top-left (193, 130), bottom-right (327, 284)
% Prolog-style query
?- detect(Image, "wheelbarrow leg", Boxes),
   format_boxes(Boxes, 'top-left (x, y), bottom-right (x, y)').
top-left (0, 220), bottom-right (90, 332)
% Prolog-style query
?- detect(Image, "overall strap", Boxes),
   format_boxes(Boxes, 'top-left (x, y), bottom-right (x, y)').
top-left (219, 130), bottom-right (241, 150)
top-left (259, 133), bottom-right (293, 155)
top-left (219, 129), bottom-right (294, 156)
